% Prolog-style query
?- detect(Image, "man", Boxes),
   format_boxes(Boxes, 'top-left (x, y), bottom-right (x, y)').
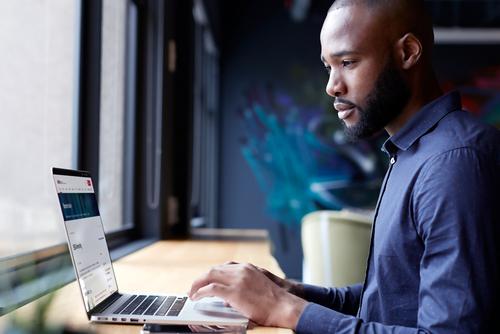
top-left (189, 0), bottom-right (500, 332)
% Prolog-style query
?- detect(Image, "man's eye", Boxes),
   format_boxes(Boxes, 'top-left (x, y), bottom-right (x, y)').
top-left (342, 60), bottom-right (355, 67)
top-left (324, 66), bottom-right (331, 74)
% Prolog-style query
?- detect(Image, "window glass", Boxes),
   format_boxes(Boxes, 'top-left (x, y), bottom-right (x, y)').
top-left (0, 0), bottom-right (78, 258)
top-left (99, 0), bottom-right (129, 232)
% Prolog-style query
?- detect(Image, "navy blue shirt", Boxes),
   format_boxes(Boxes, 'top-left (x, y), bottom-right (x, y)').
top-left (296, 92), bottom-right (500, 333)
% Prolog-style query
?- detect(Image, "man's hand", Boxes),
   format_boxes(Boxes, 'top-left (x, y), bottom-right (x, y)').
top-left (188, 262), bottom-right (307, 329)
top-left (222, 261), bottom-right (305, 299)
top-left (255, 265), bottom-right (306, 299)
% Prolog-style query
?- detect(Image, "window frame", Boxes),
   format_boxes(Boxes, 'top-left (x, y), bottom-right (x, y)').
top-left (0, 0), bottom-right (196, 315)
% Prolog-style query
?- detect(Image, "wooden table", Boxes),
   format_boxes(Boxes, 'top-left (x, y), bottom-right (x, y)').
top-left (0, 240), bottom-right (293, 333)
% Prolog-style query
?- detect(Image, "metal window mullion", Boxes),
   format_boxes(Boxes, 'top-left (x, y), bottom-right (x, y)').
top-left (123, 0), bottom-right (138, 227)
top-left (199, 34), bottom-right (207, 226)
top-left (211, 55), bottom-right (220, 228)
top-left (78, 0), bottom-right (103, 190)
top-left (145, 0), bottom-right (165, 209)
top-left (190, 24), bottom-right (203, 216)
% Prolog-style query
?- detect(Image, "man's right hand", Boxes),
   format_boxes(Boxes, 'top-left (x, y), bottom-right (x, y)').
top-left (189, 262), bottom-right (307, 329)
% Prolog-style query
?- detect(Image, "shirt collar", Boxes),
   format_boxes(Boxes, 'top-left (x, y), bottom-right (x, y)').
top-left (382, 91), bottom-right (462, 155)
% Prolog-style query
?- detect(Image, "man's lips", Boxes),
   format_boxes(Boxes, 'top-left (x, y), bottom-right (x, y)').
top-left (334, 102), bottom-right (356, 120)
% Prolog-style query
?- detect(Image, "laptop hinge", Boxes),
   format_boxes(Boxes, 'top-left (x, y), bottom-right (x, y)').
top-left (90, 292), bottom-right (122, 315)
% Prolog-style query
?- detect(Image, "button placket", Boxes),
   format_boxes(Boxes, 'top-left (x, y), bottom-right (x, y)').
top-left (356, 153), bottom-right (397, 317)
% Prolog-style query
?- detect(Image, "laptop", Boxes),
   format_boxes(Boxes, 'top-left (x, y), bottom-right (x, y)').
top-left (52, 167), bottom-right (248, 327)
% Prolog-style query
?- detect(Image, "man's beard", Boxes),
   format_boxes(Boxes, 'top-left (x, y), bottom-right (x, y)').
top-left (341, 59), bottom-right (411, 142)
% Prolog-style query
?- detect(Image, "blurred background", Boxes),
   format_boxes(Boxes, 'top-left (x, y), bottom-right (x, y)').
top-left (194, 0), bottom-right (500, 278)
top-left (0, 0), bottom-right (499, 312)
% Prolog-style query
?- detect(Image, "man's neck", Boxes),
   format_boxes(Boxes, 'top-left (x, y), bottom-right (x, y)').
top-left (385, 80), bottom-right (442, 136)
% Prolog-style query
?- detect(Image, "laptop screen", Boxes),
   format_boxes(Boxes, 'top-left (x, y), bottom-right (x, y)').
top-left (53, 169), bottom-right (118, 313)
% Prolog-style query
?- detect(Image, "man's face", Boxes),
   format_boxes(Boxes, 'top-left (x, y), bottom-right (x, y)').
top-left (320, 5), bottom-right (410, 141)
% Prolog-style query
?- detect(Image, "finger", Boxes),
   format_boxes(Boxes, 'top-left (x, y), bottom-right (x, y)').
top-left (189, 273), bottom-right (209, 298)
top-left (190, 282), bottom-right (230, 301)
top-left (189, 266), bottom-right (231, 297)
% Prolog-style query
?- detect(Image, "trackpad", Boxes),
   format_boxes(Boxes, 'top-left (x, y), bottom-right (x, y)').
top-left (194, 300), bottom-right (245, 319)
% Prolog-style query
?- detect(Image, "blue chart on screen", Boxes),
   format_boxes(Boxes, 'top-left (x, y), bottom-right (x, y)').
top-left (58, 193), bottom-right (99, 221)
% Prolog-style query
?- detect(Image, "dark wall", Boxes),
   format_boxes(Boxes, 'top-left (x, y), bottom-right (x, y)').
top-left (217, 1), bottom-right (331, 279)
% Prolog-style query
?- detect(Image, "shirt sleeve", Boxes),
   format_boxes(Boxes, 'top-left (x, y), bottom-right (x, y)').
top-left (301, 283), bottom-right (362, 316)
top-left (412, 148), bottom-right (498, 332)
top-left (296, 148), bottom-right (499, 333)
top-left (296, 303), bottom-right (417, 334)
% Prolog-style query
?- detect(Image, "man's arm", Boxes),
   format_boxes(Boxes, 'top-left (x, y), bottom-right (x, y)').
top-left (256, 264), bottom-right (362, 315)
top-left (223, 261), bottom-right (362, 316)
top-left (188, 263), bottom-right (416, 332)
top-left (411, 148), bottom-right (498, 332)
top-left (297, 148), bottom-right (499, 333)
top-left (300, 283), bottom-right (362, 316)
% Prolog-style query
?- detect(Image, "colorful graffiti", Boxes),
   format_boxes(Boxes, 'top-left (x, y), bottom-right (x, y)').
top-left (238, 85), bottom-right (386, 226)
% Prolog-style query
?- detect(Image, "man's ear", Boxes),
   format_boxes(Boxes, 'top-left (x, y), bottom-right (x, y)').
top-left (396, 33), bottom-right (422, 70)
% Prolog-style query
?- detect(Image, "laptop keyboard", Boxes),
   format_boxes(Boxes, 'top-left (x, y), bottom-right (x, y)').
top-left (114, 295), bottom-right (187, 317)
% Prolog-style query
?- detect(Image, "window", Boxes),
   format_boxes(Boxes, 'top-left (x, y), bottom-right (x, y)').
top-left (0, 0), bottom-right (79, 259)
top-left (99, 0), bottom-right (134, 233)
top-left (0, 0), bottom-right (190, 315)
top-left (191, 0), bottom-right (220, 229)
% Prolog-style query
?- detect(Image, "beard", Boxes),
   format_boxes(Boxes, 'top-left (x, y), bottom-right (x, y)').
top-left (340, 59), bottom-right (411, 142)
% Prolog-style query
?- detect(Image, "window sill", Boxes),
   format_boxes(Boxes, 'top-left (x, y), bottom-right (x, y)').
top-left (0, 238), bottom-right (157, 316)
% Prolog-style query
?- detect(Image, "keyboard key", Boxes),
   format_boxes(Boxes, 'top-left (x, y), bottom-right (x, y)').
top-left (155, 296), bottom-right (176, 316)
top-left (121, 295), bottom-right (146, 314)
top-left (144, 296), bottom-right (166, 315)
top-left (167, 297), bottom-right (187, 317)
top-left (133, 296), bottom-right (157, 315)
top-left (114, 295), bottom-right (137, 314)
top-left (98, 293), bottom-right (122, 313)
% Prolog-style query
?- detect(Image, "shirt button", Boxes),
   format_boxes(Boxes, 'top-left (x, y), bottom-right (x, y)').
top-left (390, 156), bottom-right (396, 164)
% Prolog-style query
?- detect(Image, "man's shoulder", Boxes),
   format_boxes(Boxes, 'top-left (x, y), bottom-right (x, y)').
top-left (419, 109), bottom-right (499, 163)
top-left (411, 110), bottom-right (500, 194)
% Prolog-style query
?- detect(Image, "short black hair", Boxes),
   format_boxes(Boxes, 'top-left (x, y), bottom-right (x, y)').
top-left (328, 0), bottom-right (434, 52)
top-left (329, 0), bottom-right (426, 12)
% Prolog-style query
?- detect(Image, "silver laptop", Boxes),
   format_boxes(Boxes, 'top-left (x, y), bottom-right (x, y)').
top-left (52, 167), bottom-right (248, 327)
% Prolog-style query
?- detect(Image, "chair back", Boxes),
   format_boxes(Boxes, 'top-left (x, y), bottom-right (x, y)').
top-left (301, 210), bottom-right (373, 287)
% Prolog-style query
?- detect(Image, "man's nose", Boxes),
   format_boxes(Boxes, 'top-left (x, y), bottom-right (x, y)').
top-left (326, 71), bottom-right (346, 97)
